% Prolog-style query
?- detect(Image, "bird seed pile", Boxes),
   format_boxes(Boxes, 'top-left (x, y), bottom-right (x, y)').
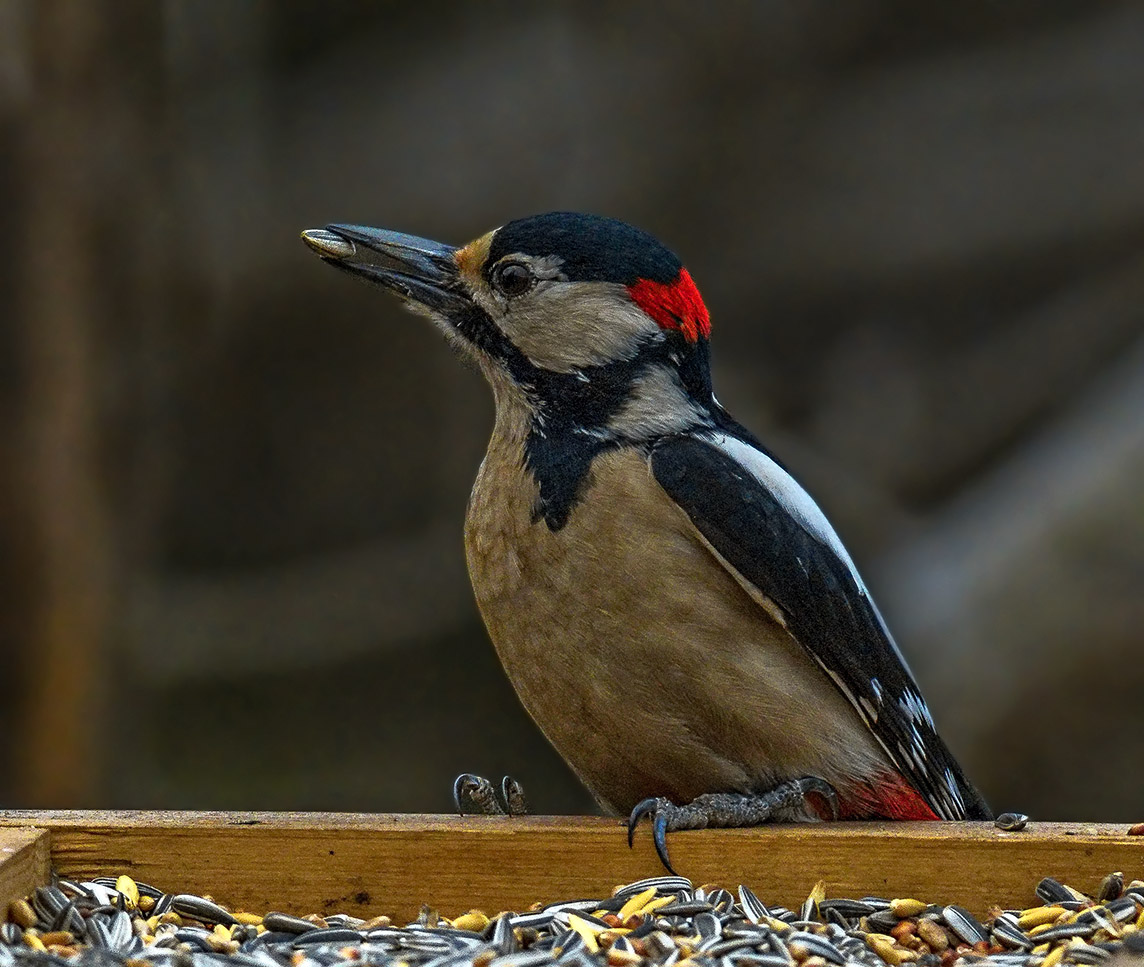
top-left (4, 872), bottom-right (1144, 967)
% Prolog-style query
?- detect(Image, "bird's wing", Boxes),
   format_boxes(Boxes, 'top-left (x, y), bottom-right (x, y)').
top-left (649, 429), bottom-right (991, 820)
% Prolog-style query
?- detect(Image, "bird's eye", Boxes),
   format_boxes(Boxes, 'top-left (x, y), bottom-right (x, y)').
top-left (492, 261), bottom-right (534, 298)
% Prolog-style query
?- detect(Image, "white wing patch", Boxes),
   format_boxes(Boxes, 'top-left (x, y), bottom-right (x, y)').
top-left (704, 432), bottom-right (925, 686)
top-left (705, 432), bottom-right (869, 593)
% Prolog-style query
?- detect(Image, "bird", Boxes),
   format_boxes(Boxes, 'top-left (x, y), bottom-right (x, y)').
top-left (300, 211), bottom-right (992, 870)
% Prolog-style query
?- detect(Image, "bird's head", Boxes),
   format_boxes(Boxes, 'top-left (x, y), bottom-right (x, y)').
top-left (302, 212), bottom-right (716, 441)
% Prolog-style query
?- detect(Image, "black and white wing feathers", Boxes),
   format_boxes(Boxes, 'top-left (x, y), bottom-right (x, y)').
top-left (649, 429), bottom-right (991, 820)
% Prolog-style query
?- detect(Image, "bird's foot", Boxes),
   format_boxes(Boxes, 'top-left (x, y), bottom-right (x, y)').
top-left (627, 776), bottom-right (839, 873)
top-left (452, 774), bottom-right (530, 816)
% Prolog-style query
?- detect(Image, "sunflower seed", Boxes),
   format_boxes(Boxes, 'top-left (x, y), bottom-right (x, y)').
top-left (174, 929), bottom-right (214, 952)
top-left (108, 910), bottom-right (133, 949)
top-left (694, 912), bottom-right (722, 939)
top-left (489, 915), bottom-right (516, 955)
top-left (613, 877), bottom-right (692, 900)
top-left (1033, 922), bottom-right (1095, 943)
top-left (994, 813), bottom-right (1029, 832)
top-left (1036, 879), bottom-right (1080, 905)
top-left (553, 911), bottom-right (607, 930)
top-left (788, 931), bottom-right (847, 965)
top-left (509, 913), bottom-right (554, 931)
top-left (865, 910), bottom-right (899, 933)
top-left (653, 901), bottom-right (711, 917)
top-left (738, 886), bottom-right (770, 925)
top-left (543, 901), bottom-right (599, 916)
top-left (820, 900), bottom-right (875, 920)
top-left (942, 905), bottom-right (987, 946)
top-left (1067, 943), bottom-right (1111, 963)
top-left (702, 937), bottom-right (763, 957)
top-left (489, 954), bottom-right (558, 967)
top-left (173, 896), bottom-right (237, 927)
top-left (292, 928), bottom-right (365, 947)
top-left (1105, 896), bottom-right (1138, 921)
top-left (1096, 873), bottom-right (1123, 902)
top-left (324, 916), bottom-right (365, 930)
top-left (32, 886), bottom-right (69, 924)
top-left (991, 917), bottom-right (1032, 950)
top-left (262, 914), bottom-right (317, 936)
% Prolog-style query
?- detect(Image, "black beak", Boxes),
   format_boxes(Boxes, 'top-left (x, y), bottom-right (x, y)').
top-left (301, 224), bottom-right (469, 315)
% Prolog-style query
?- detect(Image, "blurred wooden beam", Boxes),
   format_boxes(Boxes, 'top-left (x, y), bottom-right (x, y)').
top-left (13, 0), bottom-right (111, 807)
top-left (11, 1), bottom-right (165, 805)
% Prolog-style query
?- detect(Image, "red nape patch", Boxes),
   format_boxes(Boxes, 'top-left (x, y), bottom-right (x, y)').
top-left (627, 268), bottom-right (711, 342)
top-left (834, 772), bottom-right (940, 821)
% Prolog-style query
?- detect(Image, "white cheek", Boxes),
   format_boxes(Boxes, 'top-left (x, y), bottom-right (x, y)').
top-left (501, 283), bottom-right (660, 371)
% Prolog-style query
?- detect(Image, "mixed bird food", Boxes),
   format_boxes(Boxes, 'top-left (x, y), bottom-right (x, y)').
top-left (5, 871), bottom-right (1144, 967)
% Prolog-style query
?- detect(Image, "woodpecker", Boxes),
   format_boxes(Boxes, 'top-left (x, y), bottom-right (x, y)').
top-left (301, 212), bottom-right (992, 869)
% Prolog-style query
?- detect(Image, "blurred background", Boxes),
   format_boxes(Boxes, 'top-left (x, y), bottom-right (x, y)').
top-left (2, 0), bottom-right (1142, 821)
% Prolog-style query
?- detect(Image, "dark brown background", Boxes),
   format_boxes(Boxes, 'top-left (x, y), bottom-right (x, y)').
top-left (2, 1), bottom-right (1142, 822)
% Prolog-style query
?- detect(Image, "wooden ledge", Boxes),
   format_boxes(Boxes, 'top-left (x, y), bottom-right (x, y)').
top-left (1, 812), bottom-right (1141, 922)
top-left (0, 826), bottom-right (51, 913)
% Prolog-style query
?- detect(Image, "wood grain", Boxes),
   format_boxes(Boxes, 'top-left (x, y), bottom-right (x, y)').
top-left (0, 827), bottom-right (51, 911)
top-left (1, 812), bottom-right (1142, 922)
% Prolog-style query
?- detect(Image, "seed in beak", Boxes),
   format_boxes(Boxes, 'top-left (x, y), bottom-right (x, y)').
top-left (300, 229), bottom-right (355, 259)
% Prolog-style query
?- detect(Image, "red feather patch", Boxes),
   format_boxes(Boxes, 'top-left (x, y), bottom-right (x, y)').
top-left (834, 772), bottom-right (939, 821)
top-left (627, 268), bottom-right (710, 342)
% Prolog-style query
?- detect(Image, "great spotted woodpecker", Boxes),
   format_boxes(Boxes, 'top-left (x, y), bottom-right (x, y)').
top-left (301, 212), bottom-right (992, 869)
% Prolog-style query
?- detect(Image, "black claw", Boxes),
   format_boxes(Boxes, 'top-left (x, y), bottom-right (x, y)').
top-left (627, 797), bottom-right (660, 848)
top-left (453, 773), bottom-right (476, 814)
top-left (627, 797), bottom-right (678, 873)
top-left (652, 811), bottom-right (676, 874)
top-left (453, 773), bottom-right (504, 816)
top-left (500, 776), bottom-right (529, 816)
top-left (796, 776), bottom-right (840, 820)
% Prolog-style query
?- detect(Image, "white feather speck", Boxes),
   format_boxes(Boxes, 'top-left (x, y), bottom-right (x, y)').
top-left (898, 690), bottom-right (935, 730)
top-left (944, 768), bottom-right (965, 810)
